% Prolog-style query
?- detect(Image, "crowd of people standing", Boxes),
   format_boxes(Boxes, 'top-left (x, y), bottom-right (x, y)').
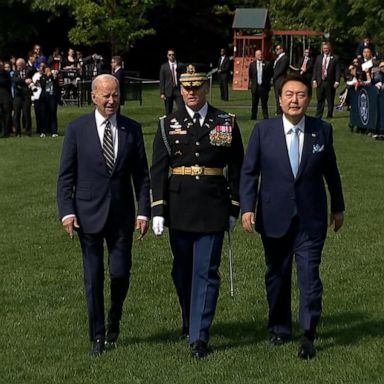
top-left (0, 43), bottom-right (113, 138)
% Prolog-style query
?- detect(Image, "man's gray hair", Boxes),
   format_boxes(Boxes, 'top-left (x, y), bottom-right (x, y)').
top-left (92, 74), bottom-right (119, 92)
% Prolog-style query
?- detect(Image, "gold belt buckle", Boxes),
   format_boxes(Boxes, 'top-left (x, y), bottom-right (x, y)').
top-left (191, 165), bottom-right (203, 176)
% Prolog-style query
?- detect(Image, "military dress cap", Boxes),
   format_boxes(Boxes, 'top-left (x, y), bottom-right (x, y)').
top-left (179, 64), bottom-right (208, 87)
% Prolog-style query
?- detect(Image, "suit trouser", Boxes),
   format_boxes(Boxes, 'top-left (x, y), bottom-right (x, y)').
top-left (0, 97), bottom-right (12, 136)
top-left (78, 223), bottom-right (133, 341)
top-left (164, 87), bottom-right (184, 115)
top-left (261, 217), bottom-right (325, 337)
top-left (219, 74), bottom-right (229, 101)
top-left (316, 80), bottom-right (335, 118)
top-left (34, 99), bottom-right (46, 134)
top-left (169, 229), bottom-right (224, 344)
top-left (13, 95), bottom-right (32, 135)
top-left (251, 87), bottom-right (269, 119)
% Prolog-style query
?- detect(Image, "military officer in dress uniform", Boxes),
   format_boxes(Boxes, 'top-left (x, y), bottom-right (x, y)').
top-left (150, 64), bottom-right (244, 358)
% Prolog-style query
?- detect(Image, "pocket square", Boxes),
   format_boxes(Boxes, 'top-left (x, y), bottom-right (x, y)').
top-left (313, 144), bottom-right (324, 153)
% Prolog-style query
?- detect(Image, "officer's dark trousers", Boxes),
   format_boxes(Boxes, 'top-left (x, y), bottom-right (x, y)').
top-left (78, 221), bottom-right (133, 341)
top-left (261, 216), bottom-right (325, 337)
top-left (169, 230), bottom-right (224, 344)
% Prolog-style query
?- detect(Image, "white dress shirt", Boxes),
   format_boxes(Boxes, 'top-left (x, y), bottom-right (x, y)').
top-left (185, 103), bottom-right (208, 126)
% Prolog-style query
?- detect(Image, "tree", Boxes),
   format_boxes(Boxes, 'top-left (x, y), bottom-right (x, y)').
top-left (31, 0), bottom-right (156, 55)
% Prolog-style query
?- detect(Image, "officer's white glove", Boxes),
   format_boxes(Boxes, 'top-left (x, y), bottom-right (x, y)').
top-left (152, 216), bottom-right (165, 236)
top-left (228, 216), bottom-right (237, 232)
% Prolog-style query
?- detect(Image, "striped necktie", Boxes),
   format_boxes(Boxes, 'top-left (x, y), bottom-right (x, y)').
top-left (103, 120), bottom-right (114, 174)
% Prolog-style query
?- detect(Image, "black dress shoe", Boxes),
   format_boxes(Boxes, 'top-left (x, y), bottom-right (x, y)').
top-left (89, 338), bottom-right (105, 357)
top-left (106, 323), bottom-right (120, 347)
top-left (270, 333), bottom-right (291, 346)
top-left (298, 336), bottom-right (316, 360)
top-left (190, 340), bottom-right (208, 359)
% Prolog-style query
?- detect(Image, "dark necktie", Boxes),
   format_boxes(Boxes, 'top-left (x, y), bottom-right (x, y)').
top-left (193, 112), bottom-right (201, 126)
top-left (103, 120), bottom-right (114, 174)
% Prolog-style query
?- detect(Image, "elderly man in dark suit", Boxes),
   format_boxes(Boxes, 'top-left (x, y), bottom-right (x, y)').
top-left (57, 74), bottom-right (150, 357)
top-left (249, 49), bottom-right (273, 120)
top-left (159, 49), bottom-right (184, 115)
top-left (273, 44), bottom-right (290, 115)
top-left (11, 56), bottom-right (36, 137)
top-left (240, 74), bottom-right (345, 360)
top-left (312, 42), bottom-right (340, 119)
top-left (151, 64), bottom-right (244, 359)
top-left (217, 48), bottom-right (231, 101)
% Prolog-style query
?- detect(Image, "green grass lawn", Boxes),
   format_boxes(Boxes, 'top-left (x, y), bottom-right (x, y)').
top-left (1, 85), bottom-right (383, 383)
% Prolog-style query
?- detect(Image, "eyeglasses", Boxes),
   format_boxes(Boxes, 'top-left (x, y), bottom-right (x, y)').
top-left (167, 53), bottom-right (175, 57)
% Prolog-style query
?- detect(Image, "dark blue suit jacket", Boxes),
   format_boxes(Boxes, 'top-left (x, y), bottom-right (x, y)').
top-left (240, 116), bottom-right (344, 238)
top-left (57, 112), bottom-right (150, 234)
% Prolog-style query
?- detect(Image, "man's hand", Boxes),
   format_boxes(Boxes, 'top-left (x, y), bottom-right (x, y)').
top-left (334, 82), bottom-right (340, 89)
top-left (312, 80), bottom-right (317, 89)
top-left (136, 218), bottom-right (149, 240)
top-left (152, 216), bottom-right (165, 236)
top-left (62, 216), bottom-right (80, 239)
top-left (242, 212), bottom-right (255, 233)
top-left (330, 211), bottom-right (344, 232)
top-left (160, 94), bottom-right (166, 100)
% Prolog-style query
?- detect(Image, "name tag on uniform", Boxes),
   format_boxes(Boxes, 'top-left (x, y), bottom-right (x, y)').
top-left (169, 130), bottom-right (187, 135)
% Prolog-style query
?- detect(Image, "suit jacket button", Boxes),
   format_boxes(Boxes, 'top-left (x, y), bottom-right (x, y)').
top-left (195, 175), bottom-right (200, 180)
top-left (175, 140), bottom-right (180, 144)
top-left (195, 152), bottom-right (200, 157)
top-left (196, 141), bottom-right (200, 146)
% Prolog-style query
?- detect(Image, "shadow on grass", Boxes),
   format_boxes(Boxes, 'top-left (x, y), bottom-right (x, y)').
top-left (119, 320), bottom-right (266, 350)
top-left (119, 311), bottom-right (383, 352)
top-left (317, 311), bottom-right (384, 351)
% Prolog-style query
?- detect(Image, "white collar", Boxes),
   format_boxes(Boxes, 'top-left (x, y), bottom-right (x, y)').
top-left (185, 102), bottom-right (208, 120)
top-left (95, 109), bottom-right (117, 127)
top-left (282, 114), bottom-right (305, 135)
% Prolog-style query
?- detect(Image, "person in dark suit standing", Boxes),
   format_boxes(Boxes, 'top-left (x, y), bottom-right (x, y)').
top-left (217, 48), bottom-right (230, 101)
top-left (273, 44), bottom-right (290, 115)
top-left (57, 74), bottom-right (150, 357)
top-left (11, 56), bottom-right (36, 137)
top-left (355, 36), bottom-right (377, 59)
top-left (240, 74), bottom-right (345, 360)
top-left (111, 55), bottom-right (125, 113)
top-left (248, 50), bottom-right (273, 120)
top-left (151, 64), bottom-right (244, 359)
top-left (296, 48), bottom-right (314, 82)
top-left (0, 60), bottom-right (13, 137)
top-left (159, 49), bottom-right (184, 115)
top-left (312, 42), bottom-right (340, 119)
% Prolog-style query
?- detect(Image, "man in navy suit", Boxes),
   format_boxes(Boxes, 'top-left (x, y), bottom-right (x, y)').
top-left (240, 74), bottom-right (344, 359)
top-left (312, 42), bottom-right (340, 118)
top-left (57, 74), bottom-right (150, 357)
